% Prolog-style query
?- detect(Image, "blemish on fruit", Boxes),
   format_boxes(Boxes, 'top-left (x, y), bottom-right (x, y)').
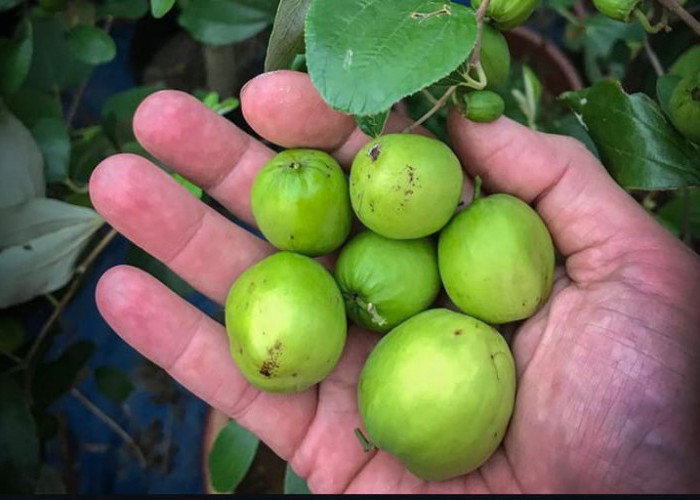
top-left (368, 144), bottom-right (381, 161)
top-left (404, 189), bottom-right (414, 196)
top-left (23, 244), bottom-right (32, 250)
top-left (454, 329), bottom-right (462, 336)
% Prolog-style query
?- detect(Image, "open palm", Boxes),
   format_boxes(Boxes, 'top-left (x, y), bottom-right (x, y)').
top-left (90, 71), bottom-right (700, 493)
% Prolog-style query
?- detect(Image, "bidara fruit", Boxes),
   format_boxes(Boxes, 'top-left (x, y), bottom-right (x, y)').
top-left (225, 252), bottom-right (346, 393)
top-left (592, 0), bottom-right (641, 22)
top-left (472, 0), bottom-right (539, 30)
top-left (349, 134), bottom-right (463, 239)
top-left (670, 45), bottom-right (700, 79)
top-left (357, 308), bottom-right (516, 481)
top-left (669, 72), bottom-right (700, 144)
top-left (334, 231), bottom-right (440, 333)
top-left (478, 24), bottom-right (511, 90)
top-left (438, 188), bottom-right (555, 324)
top-left (463, 90), bottom-right (505, 123)
top-left (251, 149), bottom-right (352, 256)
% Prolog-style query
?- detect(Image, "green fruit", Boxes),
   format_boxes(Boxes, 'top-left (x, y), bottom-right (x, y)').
top-left (438, 193), bottom-right (554, 324)
top-left (472, 0), bottom-right (539, 30)
top-left (464, 90), bottom-right (505, 123)
top-left (357, 308), bottom-right (516, 481)
top-left (225, 252), bottom-right (347, 393)
top-left (592, 0), bottom-right (640, 22)
top-left (334, 231), bottom-right (440, 333)
top-left (670, 46), bottom-right (700, 78)
top-left (480, 24), bottom-right (511, 90)
top-left (349, 134), bottom-right (463, 239)
top-left (251, 149), bottom-right (352, 256)
top-left (669, 73), bottom-right (700, 144)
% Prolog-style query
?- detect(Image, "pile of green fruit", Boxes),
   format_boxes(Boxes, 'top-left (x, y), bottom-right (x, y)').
top-left (224, 133), bottom-right (555, 481)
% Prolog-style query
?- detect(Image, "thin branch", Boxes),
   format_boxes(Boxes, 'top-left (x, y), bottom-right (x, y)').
top-left (469, 0), bottom-right (492, 68)
top-left (1, 350), bottom-right (23, 365)
top-left (643, 39), bottom-right (665, 76)
top-left (656, 0), bottom-right (700, 36)
top-left (26, 228), bottom-right (118, 364)
top-left (71, 388), bottom-right (147, 468)
top-left (421, 88), bottom-right (438, 105)
top-left (404, 85), bottom-right (456, 132)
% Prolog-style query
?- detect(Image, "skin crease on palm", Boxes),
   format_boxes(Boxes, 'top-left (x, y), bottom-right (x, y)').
top-left (88, 70), bottom-right (700, 494)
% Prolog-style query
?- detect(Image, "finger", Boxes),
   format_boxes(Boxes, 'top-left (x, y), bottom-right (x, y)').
top-left (89, 153), bottom-right (272, 303)
top-left (95, 265), bottom-right (315, 459)
top-left (240, 70), bottom-right (432, 167)
top-left (447, 111), bottom-right (670, 281)
top-left (132, 90), bottom-right (274, 227)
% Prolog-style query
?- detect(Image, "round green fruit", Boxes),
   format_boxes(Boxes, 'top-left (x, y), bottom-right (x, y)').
top-left (251, 149), bottom-right (352, 256)
top-left (592, 0), bottom-right (640, 22)
top-left (480, 24), bottom-right (511, 90)
top-left (669, 73), bottom-right (700, 144)
top-left (349, 134), bottom-right (463, 239)
top-left (472, 0), bottom-right (539, 30)
top-left (438, 193), bottom-right (554, 324)
top-left (464, 90), bottom-right (505, 123)
top-left (357, 308), bottom-right (516, 481)
top-left (225, 252), bottom-right (347, 393)
top-left (334, 231), bottom-right (440, 333)
top-left (670, 45), bottom-right (700, 78)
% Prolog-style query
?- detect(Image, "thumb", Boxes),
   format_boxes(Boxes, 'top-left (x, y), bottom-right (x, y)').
top-left (447, 109), bottom-right (675, 283)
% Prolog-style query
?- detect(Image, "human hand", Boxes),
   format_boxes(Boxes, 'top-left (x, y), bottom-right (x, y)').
top-left (89, 71), bottom-right (700, 493)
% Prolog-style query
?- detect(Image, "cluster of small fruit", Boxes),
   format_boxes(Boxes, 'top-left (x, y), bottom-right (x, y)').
top-left (224, 132), bottom-right (555, 481)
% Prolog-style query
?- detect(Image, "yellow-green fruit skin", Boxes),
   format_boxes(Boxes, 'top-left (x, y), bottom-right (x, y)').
top-left (251, 149), bottom-right (352, 256)
top-left (438, 194), bottom-right (554, 324)
top-left (480, 24), bottom-right (511, 90)
top-left (670, 45), bottom-right (700, 78)
top-left (334, 231), bottom-right (440, 333)
top-left (669, 73), bottom-right (700, 144)
top-left (350, 134), bottom-right (463, 239)
top-left (592, 0), bottom-right (640, 22)
top-left (473, 0), bottom-right (539, 29)
top-left (225, 252), bottom-right (347, 393)
top-left (357, 308), bottom-right (516, 481)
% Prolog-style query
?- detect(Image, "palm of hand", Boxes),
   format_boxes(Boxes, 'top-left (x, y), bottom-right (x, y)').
top-left (90, 72), bottom-right (700, 493)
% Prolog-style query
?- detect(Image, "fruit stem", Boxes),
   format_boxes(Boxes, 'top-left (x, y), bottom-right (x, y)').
top-left (634, 7), bottom-right (671, 33)
top-left (472, 176), bottom-right (483, 203)
top-left (352, 294), bottom-right (388, 327)
top-left (354, 428), bottom-right (376, 452)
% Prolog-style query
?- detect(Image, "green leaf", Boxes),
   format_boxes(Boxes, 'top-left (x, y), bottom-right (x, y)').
top-left (69, 126), bottom-right (116, 183)
top-left (305, 0), bottom-right (477, 116)
top-left (151, 0), bottom-right (176, 18)
top-left (0, 315), bottom-right (24, 354)
top-left (97, 0), bottom-right (149, 19)
top-left (0, 19), bottom-right (33, 95)
top-left (95, 365), bottom-right (134, 402)
top-left (0, 107), bottom-right (45, 209)
top-left (656, 74), bottom-right (682, 118)
top-left (178, 0), bottom-right (277, 46)
top-left (4, 88), bottom-right (63, 128)
top-left (0, 198), bottom-right (103, 307)
top-left (284, 464), bottom-right (311, 494)
top-left (173, 173), bottom-right (203, 199)
top-left (264, 0), bottom-right (310, 72)
top-left (354, 109), bottom-right (389, 138)
top-left (31, 117), bottom-right (70, 183)
top-left (0, 0), bottom-right (23, 12)
top-left (208, 419), bottom-right (259, 493)
top-left (24, 15), bottom-right (92, 93)
top-left (66, 24), bottom-right (116, 65)
top-left (101, 84), bottom-right (164, 147)
top-left (560, 80), bottom-right (700, 190)
top-left (581, 14), bottom-right (645, 83)
top-left (33, 340), bottom-right (95, 409)
top-left (655, 188), bottom-right (700, 238)
top-left (0, 376), bottom-right (40, 494)
top-left (547, 113), bottom-right (599, 157)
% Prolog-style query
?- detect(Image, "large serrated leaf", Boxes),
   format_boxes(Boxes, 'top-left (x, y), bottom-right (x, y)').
top-left (208, 420), bottom-right (259, 493)
top-left (0, 198), bottom-right (103, 307)
top-left (560, 80), bottom-right (700, 190)
top-left (265, 0), bottom-right (310, 72)
top-left (355, 109), bottom-right (390, 138)
top-left (306, 0), bottom-right (476, 115)
top-left (0, 107), bottom-right (45, 208)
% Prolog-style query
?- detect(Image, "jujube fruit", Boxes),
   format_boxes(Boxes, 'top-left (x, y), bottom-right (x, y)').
top-left (669, 72), bottom-right (700, 144)
top-left (251, 149), bottom-right (352, 256)
top-left (463, 90), bottom-right (505, 123)
top-left (592, 0), bottom-right (640, 22)
top-left (472, 0), bottom-right (539, 30)
top-left (225, 252), bottom-right (347, 393)
top-left (438, 193), bottom-right (555, 324)
top-left (357, 308), bottom-right (516, 481)
top-left (334, 231), bottom-right (440, 333)
top-left (349, 134), bottom-right (463, 239)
